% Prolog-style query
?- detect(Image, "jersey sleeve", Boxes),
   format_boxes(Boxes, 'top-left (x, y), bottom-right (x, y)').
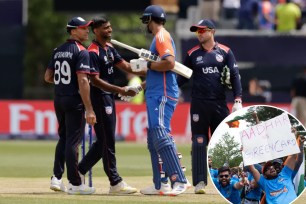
top-left (227, 49), bottom-right (242, 99)
top-left (76, 50), bottom-right (91, 74)
top-left (111, 47), bottom-right (124, 65)
top-left (155, 30), bottom-right (175, 59)
top-left (89, 51), bottom-right (100, 75)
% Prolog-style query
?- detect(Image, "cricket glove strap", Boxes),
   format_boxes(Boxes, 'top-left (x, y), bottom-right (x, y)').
top-left (125, 84), bottom-right (143, 94)
top-left (130, 58), bottom-right (148, 72)
top-left (118, 94), bottom-right (133, 102)
top-left (232, 98), bottom-right (242, 112)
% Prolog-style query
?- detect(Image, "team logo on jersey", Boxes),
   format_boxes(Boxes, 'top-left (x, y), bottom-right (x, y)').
top-left (104, 56), bottom-right (108, 62)
top-left (216, 54), bottom-right (223, 62)
top-left (105, 106), bottom-right (112, 114)
top-left (196, 56), bottom-right (203, 62)
top-left (192, 114), bottom-right (199, 122)
top-left (234, 63), bottom-right (238, 68)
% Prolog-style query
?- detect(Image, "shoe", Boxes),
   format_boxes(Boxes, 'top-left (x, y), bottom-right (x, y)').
top-left (167, 182), bottom-right (187, 196)
top-left (186, 178), bottom-right (192, 189)
top-left (140, 182), bottom-right (171, 195)
top-left (194, 181), bottom-right (206, 194)
top-left (109, 181), bottom-right (137, 194)
top-left (50, 175), bottom-right (67, 192)
top-left (67, 183), bottom-right (95, 195)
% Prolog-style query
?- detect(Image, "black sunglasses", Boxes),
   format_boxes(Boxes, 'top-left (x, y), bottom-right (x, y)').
top-left (219, 174), bottom-right (229, 178)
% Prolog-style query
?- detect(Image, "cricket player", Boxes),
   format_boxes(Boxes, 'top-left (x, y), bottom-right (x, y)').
top-left (177, 19), bottom-right (243, 194)
top-left (77, 17), bottom-right (143, 194)
top-left (44, 16), bottom-right (96, 195)
top-left (129, 5), bottom-right (188, 196)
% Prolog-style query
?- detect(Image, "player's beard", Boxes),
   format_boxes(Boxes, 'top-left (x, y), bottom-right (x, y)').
top-left (146, 24), bottom-right (152, 34)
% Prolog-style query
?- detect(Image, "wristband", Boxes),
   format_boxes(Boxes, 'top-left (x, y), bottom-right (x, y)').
top-left (147, 61), bottom-right (152, 69)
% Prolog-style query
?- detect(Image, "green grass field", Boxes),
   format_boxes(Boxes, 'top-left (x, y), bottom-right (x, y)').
top-left (0, 141), bottom-right (305, 204)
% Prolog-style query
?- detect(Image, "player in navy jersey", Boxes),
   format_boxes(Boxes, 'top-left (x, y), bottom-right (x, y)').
top-left (130, 5), bottom-right (188, 196)
top-left (177, 19), bottom-right (243, 194)
top-left (77, 17), bottom-right (143, 194)
top-left (44, 17), bottom-right (96, 195)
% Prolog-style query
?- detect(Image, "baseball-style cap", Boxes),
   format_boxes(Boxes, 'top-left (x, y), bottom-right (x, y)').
top-left (190, 19), bottom-right (216, 32)
top-left (272, 158), bottom-right (283, 165)
top-left (67, 17), bottom-right (93, 28)
top-left (262, 161), bottom-right (273, 174)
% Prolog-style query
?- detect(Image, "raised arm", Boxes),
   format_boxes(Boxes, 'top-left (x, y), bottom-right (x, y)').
top-left (248, 164), bottom-right (261, 183)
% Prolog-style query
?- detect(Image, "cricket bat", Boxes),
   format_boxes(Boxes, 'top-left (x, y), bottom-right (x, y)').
top-left (110, 39), bottom-right (193, 79)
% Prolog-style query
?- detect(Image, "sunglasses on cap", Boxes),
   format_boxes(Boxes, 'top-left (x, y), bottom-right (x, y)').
top-left (219, 174), bottom-right (229, 178)
top-left (196, 28), bottom-right (212, 35)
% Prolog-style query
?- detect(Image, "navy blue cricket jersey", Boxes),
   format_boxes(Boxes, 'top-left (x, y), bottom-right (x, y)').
top-left (179, 42), bottom-right (242, 100)
top-left (47, 39), bottom-right (91, 96)
top-left (87, 40), bottom-right (123, 95)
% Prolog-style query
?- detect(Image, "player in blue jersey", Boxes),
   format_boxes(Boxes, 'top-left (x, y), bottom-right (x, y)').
top-left (177, 19), bottom-right (243, 194)
top-left (248, 136), bottom-right (305, 204)
top-left (213, 166), bottom-right (245, 204)
top-left (77, 17), bottom-right (144, 195)
top-left (129, 5), bottom-right (188, 196)
top-left (44, 17), bottom-right (96, 195)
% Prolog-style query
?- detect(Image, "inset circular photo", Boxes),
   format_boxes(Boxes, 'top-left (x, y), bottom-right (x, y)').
top-left (208, 105), bottom-right (306, 204)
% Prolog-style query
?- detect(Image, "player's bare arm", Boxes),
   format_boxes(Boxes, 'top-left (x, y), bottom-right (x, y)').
top-left (89, 74), bottom-right (136, 97)
top-left (116, 60), bottom-right (147, 76)
top-left (44, 69), bottom-right (54, 84)
top-left (77, 73), bottom-right (96, 125)
top-left (150, 55), bottom-right (175, 72)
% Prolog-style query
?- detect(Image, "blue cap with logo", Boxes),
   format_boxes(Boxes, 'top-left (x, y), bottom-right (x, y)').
top-left (67, 17), bottom-right (93, 28)
top-left (140, 5), bottom-right (166, 24)
top-left (190, 19), bottom-right (216, 32)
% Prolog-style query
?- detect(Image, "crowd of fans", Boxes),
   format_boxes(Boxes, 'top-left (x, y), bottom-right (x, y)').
top-left (183, 0), bottom-right (305, 31)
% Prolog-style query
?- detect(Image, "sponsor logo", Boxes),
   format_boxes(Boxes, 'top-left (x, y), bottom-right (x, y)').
top-left (234, 63), bottom-right (238, 68)
top-left (270, 186), bottom-right (287, 197)
top-left (216, 54), bottom-right (223, 62)
top-left (161, 13), bottom-right (165, 18)
top-left (164, 49), bottom-right (170, 53)
top-left (197, 137), bottom-right (204, 143)
top-left (105, 106), bottom-right (112, 114)
top-left (171, 174), bottom-right (177, 182)
top-left (193, 114), bottom-right (199, 122)
top-left (202, 67), bottom-right (219, 74)
top-left (80, 63), bottom-right (90, 69)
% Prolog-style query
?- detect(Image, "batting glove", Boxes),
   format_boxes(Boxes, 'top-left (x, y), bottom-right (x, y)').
top-left (221, 65), bottom-right (232, 89)
top-left (124, 84), bottom-right (143, 94)
top-left (232, 98), bottom-right (243, 112)
top-left (130, 58), bottom-right (148, 72)
top-left (118, 93), bottom-right (133, 102)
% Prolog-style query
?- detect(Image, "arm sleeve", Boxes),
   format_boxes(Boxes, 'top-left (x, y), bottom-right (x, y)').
top-left (227, 49), bottom-right (242, 98)
top-left (76, 50), bottom-right (91, 74)
top-left (89, 51), bottom-right (100, 75)
top-left (155, 30), bottom-right (175, 59)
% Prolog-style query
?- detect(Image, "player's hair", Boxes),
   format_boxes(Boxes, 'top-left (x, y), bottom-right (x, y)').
top-left (218, 166), bottom-right (230, 175)
top-left (66, 27), bottom-right (74, 34)
top-left (150, 16), bottom-right (165, 25)
top-left (91, 17), bottom-right (109, 33)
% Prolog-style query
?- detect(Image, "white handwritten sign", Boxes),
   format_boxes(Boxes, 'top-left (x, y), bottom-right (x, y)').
top-left (240, 113), bottom-right (300, 166)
